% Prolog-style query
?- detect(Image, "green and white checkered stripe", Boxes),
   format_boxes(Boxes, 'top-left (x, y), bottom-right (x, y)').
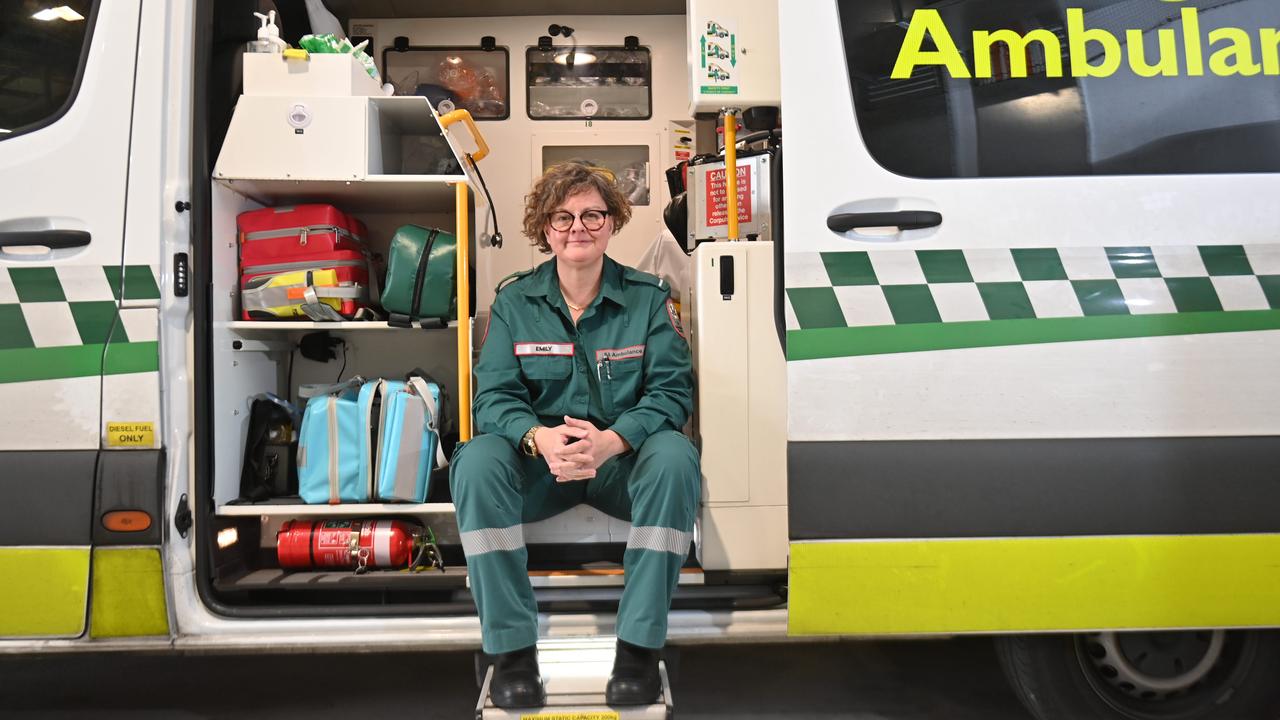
top-left (0, 265), bottom-right (160, 383)
top-left (786, 245), bottom-right (1280, 361)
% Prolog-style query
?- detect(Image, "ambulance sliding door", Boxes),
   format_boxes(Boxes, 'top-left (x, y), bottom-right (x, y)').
top-left (781, 0), bottom-right (1280, 637)
top-left (0, 1), bottom-right (146, 639)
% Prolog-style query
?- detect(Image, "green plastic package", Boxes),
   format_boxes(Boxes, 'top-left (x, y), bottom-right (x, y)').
top-left (382, 225), bottom-right (457, 326)
top-left (298, 33), bottom-right (380, 81)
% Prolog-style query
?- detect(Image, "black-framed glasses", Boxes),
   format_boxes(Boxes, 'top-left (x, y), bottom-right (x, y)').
top-left (549, 209), bottom-right (609, 232)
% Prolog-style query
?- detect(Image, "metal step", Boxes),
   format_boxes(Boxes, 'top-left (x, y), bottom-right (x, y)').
top-left (476, 636), bottom-right (673, 720)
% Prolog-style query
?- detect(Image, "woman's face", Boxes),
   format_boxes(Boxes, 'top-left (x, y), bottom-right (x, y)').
top-left (544, 188), bottom-right (613, 269)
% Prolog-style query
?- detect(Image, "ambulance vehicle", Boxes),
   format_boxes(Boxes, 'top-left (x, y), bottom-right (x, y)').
top-left (1, 1), bottom-right (1279, 719)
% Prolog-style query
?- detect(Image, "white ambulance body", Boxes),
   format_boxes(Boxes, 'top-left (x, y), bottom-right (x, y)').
top-left (1, 1), bottom-right (1279, 718)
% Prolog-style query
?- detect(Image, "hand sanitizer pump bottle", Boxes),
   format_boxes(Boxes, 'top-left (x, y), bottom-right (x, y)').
top-left (248, 11), bottom-right (288, 53)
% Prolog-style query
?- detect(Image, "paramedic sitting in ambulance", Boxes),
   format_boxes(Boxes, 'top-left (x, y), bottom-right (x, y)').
top-left (450, 161), bottom-right (698, 708)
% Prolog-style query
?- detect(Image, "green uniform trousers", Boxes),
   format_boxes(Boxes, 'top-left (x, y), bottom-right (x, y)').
top-left (450, 430), bottom-right (700, 654)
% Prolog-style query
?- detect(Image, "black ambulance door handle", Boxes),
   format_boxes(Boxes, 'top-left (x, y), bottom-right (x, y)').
top-left (827, 211), bottom-right (942, 233)
top-left (0, 230), bottom-right (92, 250)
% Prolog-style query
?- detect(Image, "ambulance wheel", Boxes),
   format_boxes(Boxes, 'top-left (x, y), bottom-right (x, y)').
top-left (995, 631), bottom-right (1280, 720)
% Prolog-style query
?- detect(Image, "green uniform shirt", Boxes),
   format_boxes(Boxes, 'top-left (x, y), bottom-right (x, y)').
top-left (473, 255), bottom-right (692, 453)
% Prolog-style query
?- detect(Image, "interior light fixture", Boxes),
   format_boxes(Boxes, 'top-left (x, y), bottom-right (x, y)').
top-left (445, 55), bottom-right (463, 65)
top-left (554, 51), bottom-right (597, 65)
top-left (0, 129), bottom-right (10, 134)
top-left (217, 527), bottom-right (239, 549)
top-left (32, 6), bottom-right (85, 21)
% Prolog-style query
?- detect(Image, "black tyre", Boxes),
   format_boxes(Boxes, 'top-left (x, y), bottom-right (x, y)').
top-left (995, 631), bottom-right (1280, 720)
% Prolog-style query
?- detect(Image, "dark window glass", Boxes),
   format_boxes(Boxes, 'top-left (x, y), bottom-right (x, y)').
top-left (0, 1), bottom-right (97, 141)
top-left (382, 46), bottom-right (510, 120)
top-left (839, 0), bottom-right (1280, 177)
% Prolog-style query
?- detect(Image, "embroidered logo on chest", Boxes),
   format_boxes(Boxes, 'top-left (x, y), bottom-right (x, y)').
top-left (514, 342), bottom-right (574, 356)
top-left (595, 345), bottom-right (645, 363)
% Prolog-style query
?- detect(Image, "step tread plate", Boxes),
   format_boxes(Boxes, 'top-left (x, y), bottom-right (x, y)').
top-left (478, 657), bottom-right (672, 720)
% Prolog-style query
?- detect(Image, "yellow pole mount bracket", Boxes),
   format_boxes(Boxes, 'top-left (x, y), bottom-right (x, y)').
top-left (454, 181), bottom-right (473, 442)
top-left (722, 108), bottom-right (740, 241)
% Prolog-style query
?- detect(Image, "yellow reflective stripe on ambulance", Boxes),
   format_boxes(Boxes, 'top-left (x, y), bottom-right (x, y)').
top-left (90, 547), bottom-right (169, 638)
top-left (0, 547), bottom-right (90, 638)
top-left (789, 534), bottom-right (1280, 636)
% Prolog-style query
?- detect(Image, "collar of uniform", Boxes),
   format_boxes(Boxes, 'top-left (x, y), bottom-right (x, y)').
top-left (520, 256), bottom-right (627, 307)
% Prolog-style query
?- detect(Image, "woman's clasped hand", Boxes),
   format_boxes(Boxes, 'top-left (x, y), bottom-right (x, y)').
top-left (535, 416), bottom-right (628, 482)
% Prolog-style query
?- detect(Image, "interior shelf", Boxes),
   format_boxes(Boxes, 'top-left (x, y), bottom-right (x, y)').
top-left (225, 320), bottom-right (459, 332)
top-left (217, 501), bottom-right (456, 517)
top-left (213, 175), bottom-right (466, 213)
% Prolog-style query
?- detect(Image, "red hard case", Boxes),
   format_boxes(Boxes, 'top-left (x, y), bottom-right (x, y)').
top-left (237, 204), bottom-right (372, 320)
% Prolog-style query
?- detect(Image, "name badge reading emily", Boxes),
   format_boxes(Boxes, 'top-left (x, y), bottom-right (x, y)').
top-left (514, 342), bottom-right (575, 356)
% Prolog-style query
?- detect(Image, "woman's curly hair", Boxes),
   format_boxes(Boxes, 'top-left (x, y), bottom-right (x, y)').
top-left (522, 161), bottom-right (632, 253)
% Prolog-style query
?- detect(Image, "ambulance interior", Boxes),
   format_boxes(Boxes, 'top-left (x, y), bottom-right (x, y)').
top-left (197, 0), bottom-right (787, 618)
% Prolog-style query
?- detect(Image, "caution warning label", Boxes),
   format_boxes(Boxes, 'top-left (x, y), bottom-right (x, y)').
top-left (107, 422), bottom-right (155, 448)
top-left (705, 163), bottom-right (753, 228)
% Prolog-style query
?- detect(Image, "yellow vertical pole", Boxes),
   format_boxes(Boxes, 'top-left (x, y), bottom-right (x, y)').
top-left (724, 109), bottom-right (740, 241)
top-left (455, 181), bottom-right (472, 442)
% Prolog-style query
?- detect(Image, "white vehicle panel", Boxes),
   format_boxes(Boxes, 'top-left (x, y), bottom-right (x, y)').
top-left (790, 332), bottom-right (1280, 440)
top-left (780, 1), bottom-right (1280, 442)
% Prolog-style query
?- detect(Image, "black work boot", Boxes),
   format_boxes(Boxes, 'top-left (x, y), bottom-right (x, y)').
top-left (489, 645), bottom-right (546, 709)
top-left (605, 638), bottom-right (662, 706)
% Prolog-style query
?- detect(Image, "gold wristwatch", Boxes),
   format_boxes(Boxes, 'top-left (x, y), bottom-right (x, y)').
top-left (521, 425), bottom-right (544, 457)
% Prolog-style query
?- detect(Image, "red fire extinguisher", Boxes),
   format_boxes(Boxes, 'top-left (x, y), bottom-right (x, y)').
top-left (276, 519), bottom-right (443, 573)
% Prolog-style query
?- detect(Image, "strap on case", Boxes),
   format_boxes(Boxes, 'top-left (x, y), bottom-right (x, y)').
top-left (406, 376), bottom-right (449, 468)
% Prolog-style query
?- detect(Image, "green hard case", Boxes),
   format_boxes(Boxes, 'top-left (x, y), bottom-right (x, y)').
top-left (382, 225), bottom-right (457, 326)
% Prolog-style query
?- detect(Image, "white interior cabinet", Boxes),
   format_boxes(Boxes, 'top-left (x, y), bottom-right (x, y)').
top-left (210, 91), bottom-right (472, 558)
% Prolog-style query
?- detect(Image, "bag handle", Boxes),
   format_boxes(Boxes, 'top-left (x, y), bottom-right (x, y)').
top-left (406, 376), bottom-right (449, 469)
top-left (407, 367), bottom-right (453, 435)
top-left (298, 375), bottom-right (365, 399)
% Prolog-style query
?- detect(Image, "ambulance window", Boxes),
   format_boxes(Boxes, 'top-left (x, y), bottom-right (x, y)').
top-left (0, 1), bottom-right (96, 142)
top-left (542, 145), bottom-right (651, 205)
top-left (527, 46), bottom-right (652, 120)
top-left (382, 46), bottom-right (510, 120)
top-left (838, 0), bottom-right (1280, 177)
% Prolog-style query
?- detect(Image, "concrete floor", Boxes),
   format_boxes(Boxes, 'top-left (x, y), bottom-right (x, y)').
top-left (0, 639), bottom-right (1033, 719)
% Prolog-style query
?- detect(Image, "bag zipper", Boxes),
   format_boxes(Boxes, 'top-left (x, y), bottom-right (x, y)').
top-left (244, 224), bottom-right (364, 245)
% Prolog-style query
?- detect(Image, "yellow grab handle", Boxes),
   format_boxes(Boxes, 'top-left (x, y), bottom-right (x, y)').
top-left (437, 109), bottom-right (490, 163)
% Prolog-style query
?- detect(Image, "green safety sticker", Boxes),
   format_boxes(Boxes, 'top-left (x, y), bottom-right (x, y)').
top-left (785, 245), bottom-right (1280, 360)
top-left (700, 85), bottom-right (739, 94)
top-left (0, 265), bottom-right (160, 383)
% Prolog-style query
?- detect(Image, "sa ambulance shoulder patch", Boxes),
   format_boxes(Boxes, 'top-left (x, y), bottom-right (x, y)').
top-left (665, 298), bottom-right (686, 340)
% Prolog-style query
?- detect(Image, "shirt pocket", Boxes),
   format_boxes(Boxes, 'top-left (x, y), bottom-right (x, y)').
top-left (518, 355), bottom-right (573, 416)
top-left (601, 357), bottom-right (643, 421)
top-left (518, 355), bottom-right (572, 380)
